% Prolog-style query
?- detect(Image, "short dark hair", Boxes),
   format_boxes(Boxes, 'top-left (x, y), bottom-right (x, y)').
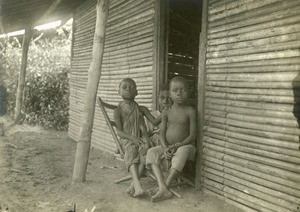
top-left (119, 78), bottom-right (137, 89)
top-left (169, 76), bottom-right (189, 90)
top-left (159, 83), bottom-right (169, 92)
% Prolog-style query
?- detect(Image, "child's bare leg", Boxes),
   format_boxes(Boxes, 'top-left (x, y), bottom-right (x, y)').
top-left (149, 167), bottom-right (180, 196)
top-left (150, 164), bottom-right (172, 202)
top-left (127, 163), bottom-right (145, 195)
top-left (128, 164), bottom-right (145, 197)
top-left (138, 163), bottom-right (145, 178)
top-left (165, 168), bottom-right (180, 187)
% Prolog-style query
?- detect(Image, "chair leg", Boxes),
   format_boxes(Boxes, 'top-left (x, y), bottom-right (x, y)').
top-left (114, 175), bottom-right (132, 184)
top-left (179, 175), bottom-right (195, 187)
top-left (114, 172), bottom-right (150, 184)
top-left (169, 188), bottom-right (183, 199)
top-left (170, 174), bottom-right (194, 188)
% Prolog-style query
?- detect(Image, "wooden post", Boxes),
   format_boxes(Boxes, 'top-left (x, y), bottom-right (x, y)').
top-left (153, 0), bottom-right (168, 110)
top-left (14, 27), bottom-right (33, 123)
top-left (14, 0), bottom-right (63, 123)
top-left (195, 0), bottom-right (208, 190)
top-left (72, 0), bottom-right (109, 182)
top-left (0, 13), bottom-right (4, 34)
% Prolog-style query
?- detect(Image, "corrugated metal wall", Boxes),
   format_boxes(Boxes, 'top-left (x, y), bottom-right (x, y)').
top-left (202, 0), bottom-right (300, 211)
top-left (68, 0), bottom-right (156, 154)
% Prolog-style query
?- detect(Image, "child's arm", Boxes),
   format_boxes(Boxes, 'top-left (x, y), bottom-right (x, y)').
top-left (159, 109), bottom-right (169, 149)
top-left (113, 108), bottom-right (141, 147)
top-left (159, 110), bottom-right (174, 160)
top-left (170, 106), bottom-right (197, 150)
top-left (139, 106), bottom-right (161, 126)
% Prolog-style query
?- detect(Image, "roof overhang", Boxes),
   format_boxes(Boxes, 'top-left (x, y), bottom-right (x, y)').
top-left (0, 0), bottom-right (86, 34)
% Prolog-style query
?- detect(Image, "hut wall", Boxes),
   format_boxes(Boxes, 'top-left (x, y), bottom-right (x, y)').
top-left (68, 0), bottom-right (156, 154)
top-left (202, 0), bottom-right (300, 211)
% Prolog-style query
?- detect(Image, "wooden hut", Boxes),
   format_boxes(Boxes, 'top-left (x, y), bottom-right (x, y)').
top-left (200, 0), bottom-right (300, 211)
top-left (68, 0), bottom-right (201, 153)
top-left (69, 0), bottom-right (300, 211)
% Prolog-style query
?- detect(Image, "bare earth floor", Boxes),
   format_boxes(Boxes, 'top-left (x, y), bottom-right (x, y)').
top-left (0, 121), bottom-right (243, 212)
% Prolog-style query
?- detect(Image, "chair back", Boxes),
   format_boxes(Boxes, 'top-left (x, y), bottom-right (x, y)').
top-left (97, 97), bottom-right (124, 156)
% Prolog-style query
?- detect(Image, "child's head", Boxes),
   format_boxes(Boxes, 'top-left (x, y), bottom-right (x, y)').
top-left (158, 83), bottom-right (171, 111)
top-left (119, 78), bottom-right (138, 100)
top-left (169, 76), bottom-right (189, 104)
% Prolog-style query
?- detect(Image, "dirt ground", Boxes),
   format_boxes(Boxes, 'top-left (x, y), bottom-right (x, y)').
top-left (0, 118), bottom-right (243, 212)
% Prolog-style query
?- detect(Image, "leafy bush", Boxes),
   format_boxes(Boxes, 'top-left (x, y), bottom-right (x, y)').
top-left (23, 69), bottom-right (69, 130)
top-left (0, 27), bottom-right (71, 130)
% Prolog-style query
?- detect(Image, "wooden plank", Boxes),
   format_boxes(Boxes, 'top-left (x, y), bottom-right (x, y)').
top-left (206, 120), bottom-right (299, 144)
top-left (209, 0), bottom-right (284, 22)
top-left (203, 148), bottom-right (300, 189)
top-left (195, 0), bottom-right (209, 190)
top-left (209, 0), bottom-right (300, 27)
top-left (209, 4), bottom-right (300, 34)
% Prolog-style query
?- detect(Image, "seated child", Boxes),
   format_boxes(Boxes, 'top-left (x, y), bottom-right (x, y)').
top-left (114, 78), bottom-right (158, 197)
top-left (146, 83), bottom-right (172, 146)
top-left (146, 76), bottom-right (197, 202)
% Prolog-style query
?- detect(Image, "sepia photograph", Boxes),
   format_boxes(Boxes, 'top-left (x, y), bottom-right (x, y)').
top-left (0, 0), bottom-right (300, 211)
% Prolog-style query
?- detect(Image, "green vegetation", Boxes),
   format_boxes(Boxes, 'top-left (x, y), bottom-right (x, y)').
top-left (0, 27), bottom-right (71, 130)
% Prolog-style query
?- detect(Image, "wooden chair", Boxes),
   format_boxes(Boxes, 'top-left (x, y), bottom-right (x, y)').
top-left (97, 97), bottom-right (194, 198)
top-left (97, 97), bottom-right (123, 156)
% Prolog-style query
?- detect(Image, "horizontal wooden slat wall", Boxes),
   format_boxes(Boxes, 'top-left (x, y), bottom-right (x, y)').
top-left (68, 0), bottom-right (156, 155)
top-left (202, 0), bottom-right (300, 211)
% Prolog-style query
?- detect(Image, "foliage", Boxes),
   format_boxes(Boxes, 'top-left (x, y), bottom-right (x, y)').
top-left (23, 69), bottom-right (69, 130)
top-left (0, 27), bottom-right (71, 130)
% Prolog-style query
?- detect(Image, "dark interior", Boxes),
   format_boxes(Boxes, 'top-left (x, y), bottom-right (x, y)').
top-left (167, 0), bottom-right (202, 107)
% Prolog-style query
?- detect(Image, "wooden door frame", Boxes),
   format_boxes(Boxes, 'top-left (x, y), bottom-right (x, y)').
top-left (153, 0), bottom-right (169, 110)
top-left (153, 0), bottom-right (208, 190)
top-left (195, 0), bottom-right (208, 190)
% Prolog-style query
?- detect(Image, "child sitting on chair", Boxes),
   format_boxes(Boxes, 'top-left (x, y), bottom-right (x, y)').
top-left (114, 78), bottom-right (158, 197)
top-left (146, 76), bottom-right (197, 202)
top-left (146, 83), bottom-right (172, 146)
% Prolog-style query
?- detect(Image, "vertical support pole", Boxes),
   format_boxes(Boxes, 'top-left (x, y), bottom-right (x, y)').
top-left (195, 0), bottom-right (208, 190)
top-left (153, 0), bottom-right (168, 110)
top-left (0, 18), bottom-right (4, 35)
top-left (72, 0), bottom-right (109, 182)
top-left (14, 27), bottom-right (33, 123)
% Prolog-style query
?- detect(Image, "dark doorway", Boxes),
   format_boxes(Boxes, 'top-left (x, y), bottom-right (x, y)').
top-left (161, 0), bottom-right (202, 182)
top-left (167, 0), bottom-right (202, 107)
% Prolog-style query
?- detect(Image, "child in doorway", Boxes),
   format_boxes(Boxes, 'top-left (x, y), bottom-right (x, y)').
top-left (146, 83), bottom-right (172, 146)
top-left (114, 78), bottom-right (158, 197)
top-left (146, 76), bottom-right (197, 202)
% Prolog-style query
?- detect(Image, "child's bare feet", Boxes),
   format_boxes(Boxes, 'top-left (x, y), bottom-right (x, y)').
top-left (128, 182), bottom-right (145, 197)
top-left (126, 183), bottom-right (134, 196)
top-left (147, 187), bottom-right (159, 196)
top-left (133, 184), bottom-right (146, 197)
top-left (151, 189), bottom-right (172, 202)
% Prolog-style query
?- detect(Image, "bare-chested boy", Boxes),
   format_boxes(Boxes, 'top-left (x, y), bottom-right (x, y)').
top-left (146, 76), bottom-right (197, 202)
top-left (146, 83), bottom-right (172, 146)
top-left (114, 78), bottom-right (158, 197)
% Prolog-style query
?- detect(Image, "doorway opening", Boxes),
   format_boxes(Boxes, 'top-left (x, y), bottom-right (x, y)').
top-left (166, 0), bottom-right (202, 107)
top-left (156, 0), bottom-right (203, 182)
